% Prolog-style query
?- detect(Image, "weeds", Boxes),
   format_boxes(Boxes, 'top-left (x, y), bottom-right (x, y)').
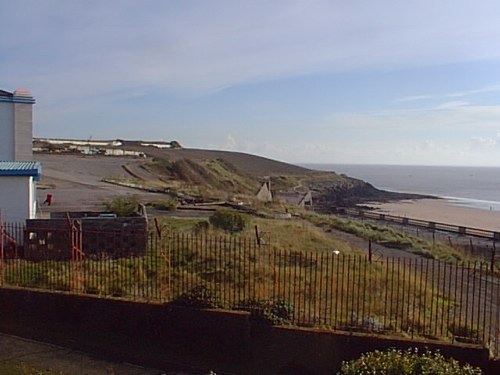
top-left (303, 212), bottom-right (467, 261)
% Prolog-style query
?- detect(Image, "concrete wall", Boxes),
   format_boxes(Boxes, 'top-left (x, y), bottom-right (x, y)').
top-left (0, 102), bottom-right (15, 160)
top-left (14, 102), bottom-right (33, 160)
top-left (0, 176), bottom-right (34, 222)
top-left (0, 287), bottom-right (497, 375)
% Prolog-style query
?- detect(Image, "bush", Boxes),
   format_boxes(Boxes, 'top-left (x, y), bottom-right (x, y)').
top-left (194, 220), bottom-right (210, 234)
top-left (337, 348), bottom-right (482, 375)
top-left (148, 198), bottom-right (177, 211)
top-left (234, 298), bottom-right (294, 325)
top-left (170, 285), bottom-right (221, 309)
top-left (209, 210), bottom-right (247, 233)
top-left (104, 195), bottom-right (140, 217)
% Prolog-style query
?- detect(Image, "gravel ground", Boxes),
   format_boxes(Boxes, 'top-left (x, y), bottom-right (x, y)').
top-left (36, 154), bottom-right (166, 214)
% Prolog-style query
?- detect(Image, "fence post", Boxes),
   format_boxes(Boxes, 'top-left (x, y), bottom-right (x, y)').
top-left (254, 225), bottom-right (261, 247)
top-left (492, 242), bottom-right (496, 272)
top-left (368, 240), bottom-right (372, 262)
top-left (66, 214), bottom-right (84, 293)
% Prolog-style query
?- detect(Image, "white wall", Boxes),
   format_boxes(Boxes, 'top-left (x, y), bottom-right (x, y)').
top-left (0, 176), bottom-right (33, 223)
top-left (29, 176), bottom-right (37, 219)
top-left (14, 102), bottom-right (33, 160)
top-left (0, 102), bottom-right (15, 160)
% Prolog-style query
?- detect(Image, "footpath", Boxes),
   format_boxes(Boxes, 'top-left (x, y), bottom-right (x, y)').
top-left (0, 333), bottom-right (168, 375)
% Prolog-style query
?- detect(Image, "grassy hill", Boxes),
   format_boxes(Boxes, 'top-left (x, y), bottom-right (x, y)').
top-left (35, 139), bottom-right (423, 211)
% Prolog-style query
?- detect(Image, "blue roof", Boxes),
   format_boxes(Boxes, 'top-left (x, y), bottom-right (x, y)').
top-left (0, 161), bottom-right (42, 181)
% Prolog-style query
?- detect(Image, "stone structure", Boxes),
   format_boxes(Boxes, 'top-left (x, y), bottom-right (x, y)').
top-left (256, 180), bottom-right (273, 203)
top-left (276, 191), bottom-right (313, 208)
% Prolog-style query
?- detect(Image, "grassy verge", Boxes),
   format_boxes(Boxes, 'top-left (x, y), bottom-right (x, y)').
top-left (302, 211), bottom-right (469, 262)
top-left (157, 215), bottom-right (360, 254)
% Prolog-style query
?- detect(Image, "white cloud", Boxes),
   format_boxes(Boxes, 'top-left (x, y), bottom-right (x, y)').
top-left (2, 0), bottom-right (500, 101)
top-left (223, 134), bottom-right (237, 150)
top-left (3, 1), bottom-right (500, 166)
top-left (448, 84), bottom-right (500, 98)
top-left (396, 95), bottom-right (433, 103)
top-left (469, 132), bottom-right (500, 151)
top-left (435, 101), bottom-right (470, 110)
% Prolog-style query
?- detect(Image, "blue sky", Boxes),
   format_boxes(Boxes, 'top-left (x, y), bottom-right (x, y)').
top-left (2, 0), bottom-right (500, 166)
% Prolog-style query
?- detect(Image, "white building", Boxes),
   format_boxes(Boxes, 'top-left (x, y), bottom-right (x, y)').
top-left (0, 161), bottom-right (41, 223)
top-left (0, 88), bottom-right (39, 223)
top-left (0, 88), bottom-right (34, 161)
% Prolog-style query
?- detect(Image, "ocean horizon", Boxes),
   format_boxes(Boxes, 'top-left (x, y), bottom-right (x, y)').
top-left (302, 163), bottom-right (500, 212)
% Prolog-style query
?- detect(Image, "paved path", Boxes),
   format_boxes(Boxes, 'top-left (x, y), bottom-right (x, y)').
top-left (0, 333), bottom-right (168, 375)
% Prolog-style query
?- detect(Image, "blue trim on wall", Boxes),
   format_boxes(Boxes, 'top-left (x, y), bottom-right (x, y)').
top-left (0, 96), bottom-right (36, 104)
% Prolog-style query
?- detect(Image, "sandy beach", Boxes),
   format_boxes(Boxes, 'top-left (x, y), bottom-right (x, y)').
top-left (368, 198), bottom-right (500, 232)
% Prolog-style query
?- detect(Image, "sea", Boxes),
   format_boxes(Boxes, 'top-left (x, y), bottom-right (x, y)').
top-left (302, 164), bottom-right (500, 212)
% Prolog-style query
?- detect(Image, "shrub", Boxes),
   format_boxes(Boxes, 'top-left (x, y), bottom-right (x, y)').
top-left (449, 324), bottom-right (482, 344)
top-left (337, 348), bottom-right (482, 375)
top-left (148, 198), bottom-right (177, 211)
top-left (209, 210), bottom-right (247, 233)
top-left (234, 298), bottom-right (294, 325)
top-left (170, 285), bottom-right (221, 309)
top-left (194, 220), bottom-right (210, 234)
top-left (104, 195), bottom-right (140, 217)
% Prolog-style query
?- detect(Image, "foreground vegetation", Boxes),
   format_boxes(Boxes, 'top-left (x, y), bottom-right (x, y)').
top-left (2, 211), bottom-right (492, 346)
top-left (1, 207), bottom-right (495, 350)
top-left (337, 348), bottom-right (482, 375)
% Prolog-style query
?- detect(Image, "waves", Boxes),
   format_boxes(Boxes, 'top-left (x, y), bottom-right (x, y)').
top-left (303, 163), bottom-right (500, 212)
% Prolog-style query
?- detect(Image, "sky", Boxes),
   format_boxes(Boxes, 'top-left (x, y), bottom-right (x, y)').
top-left (2, 0), bottom-right (500, 166)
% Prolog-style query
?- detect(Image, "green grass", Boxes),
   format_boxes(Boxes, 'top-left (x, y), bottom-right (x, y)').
top-left (1, 231), bottom-right (481, 344)
top-left (156, 215), bottom-right (360, 254)
top-left (147, 198), bottom-right (177, 211)
top-left (1, 213), bottom-right (487, 346)
top-left (302, 211), bottom-right (469, 262)
top-left (157, 216), bottom-right (211, 232)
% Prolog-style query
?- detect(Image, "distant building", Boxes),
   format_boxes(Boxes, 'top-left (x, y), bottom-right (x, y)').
top-left (256, 179), bottom-right (313, 208)
top-left (0, 88), bottom-right (40, 223)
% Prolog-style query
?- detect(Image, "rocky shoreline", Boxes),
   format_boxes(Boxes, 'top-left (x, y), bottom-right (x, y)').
top-left (313, 179), bottom-right (435, 210)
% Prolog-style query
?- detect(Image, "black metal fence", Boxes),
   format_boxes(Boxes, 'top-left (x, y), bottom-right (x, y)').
top-left (1, 225), bottom-right (499, 357)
